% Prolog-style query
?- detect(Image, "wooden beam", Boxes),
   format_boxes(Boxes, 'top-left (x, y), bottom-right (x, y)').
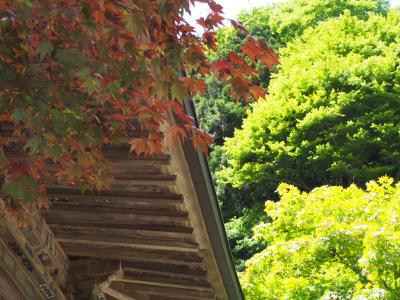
top-left (0, 221), bottom-right (66, 300)
top-left (55, 234), bottom-right (198, 252)
top-left (112, 283), bottom-right (215, 300)
top-left (47, 202), bottom-right (187, 217)
top-left (69, 259), bottom-right (119, 282)
top-left (48, 222), bottom-right (193, 233)
top-left (47, 187), bottom-right (183, 199)
top-left (120, 271), bottom-right (211, 291)
top-left (42, 163), bottom-right (164, 177)
top-left (102, 287), bottom-right (137, 300)
top-left (91, 270), bottom-right (138, 300)
top-left (14, 207), bottom-right (70, 280)
top-left (5, 149), bottom-right (170, 166)
top-left (47, 204), bottom-right (187, 217)
top-left (166, 131), bottom-right (228, 299)
top-left (122, 261), bottom-right (207, 277)
top-left (41, 210), bottom-right (189, 228)
top-left (0, 236), bottom-right (46, 300)
top-left (49, 183), bottom-right (167, 194)
top-left (68, 259), bottom-right (207, 283)
top-left (102, 149), bottom-right (170, 165)
top-left (49, 225), bottom-right (195, 240)
top-left (148, 296), bottom-right (213, 300)
top-left (60, 243), bottom-right (204, 266)
top-left (49, 193), bottom-right (183, 208)
top-left (113, 173), bottom-right (175, 181)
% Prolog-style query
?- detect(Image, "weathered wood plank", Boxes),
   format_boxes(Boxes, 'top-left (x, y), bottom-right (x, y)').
top-left (47, 196), bottom-right (183, 218)
top-left (121, 270), bottom-right (211, 291)
top-left (49, 183), bottom-right (167, 194)
top-left (149, 296), bottom-right (214, 300)
top-left (68, 259), bottom-right (119, 281)
top-left (102, 287), bottom-right (137, 300)
top-left (4, 146), bottom-right (170, 164)
top-left (47, 186), bottom-right (181, 198)
top-left (55, 233), bottom-right (198, 252)
top-left (42, 210), bottom-right (189, 227)
top-left (122, 260), bottom-right (207, 277)
top-left (105, 155), bottom-right (170, 166)
top-left (49, 193), bottom-right (183, 207)
top-left (113, 173), bottom-right (175, 181)
top-left (60, 243), bottom-right (204, 265)
top-left (47, 203), bottom-right (187, 217)
top-left (68, 259), bottom-right (207, 282)
top-left (49, 225), bottom-right (194, 241)
top-left (0, 222), bottom-right (67, 300)
top-left (47, 222), bottom-right (193, 233)
top-left (113, 283), bottom-right (215, 300)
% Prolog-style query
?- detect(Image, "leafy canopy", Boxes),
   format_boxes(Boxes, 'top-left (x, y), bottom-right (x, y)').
top-left (198, 0), bottom-right (393, 219)
top-left (214, 0), bottom-right (389, 58)
top-left (194, 76), bottom-right (247, 146)
top-left (242, 177), bottom-right (400, 299)
top-left (268, 0), bottom-right (390, 44)
top-left (219, 11), bottom-right (400, 205)
top-left (196, 2), bottom-right (394, 269)
top-left (225, 204), bottom-right (269, 271)
top-left (0, 0), bottom-right (278, 216)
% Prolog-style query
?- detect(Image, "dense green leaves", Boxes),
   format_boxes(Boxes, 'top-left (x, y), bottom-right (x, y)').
top-left (196, 1), bottom-right (399, 271)
top-left (225, 204), bottom-right (269, 271)
top-left (268, 0), bottom-right (390, 44)
top-left (194, 77), bottom-right (247, 146)
top-left (219, 11), bottom-right (400, 206)
top-left (241, 177), bottom-right (400, 299)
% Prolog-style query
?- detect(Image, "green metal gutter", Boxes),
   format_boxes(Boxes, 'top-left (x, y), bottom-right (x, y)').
top-left (182, 100), bottom-right (244, 300)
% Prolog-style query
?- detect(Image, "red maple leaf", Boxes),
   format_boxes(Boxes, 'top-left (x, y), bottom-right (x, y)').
top-left (192, 129), bottom-right (213, 155)
top-left (230, 19), bottom-right (248, 33)
top-left (8, 162), bottom-right (30, 179)
top-left (130, 138), bottom-right (148, 158)
top-left (166, 124), bottom-right (187, 143)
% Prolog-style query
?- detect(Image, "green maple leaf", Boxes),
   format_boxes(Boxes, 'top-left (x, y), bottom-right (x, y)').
top-left (124, 12), bottom-right (148, 37)
top-left (2, 181), bottom-right (25, 201)
top-left (36, 40), bottom-right (54, 59)
top-left (56, 49), bottom-right (85, 67)
top-left (12, 108), bottom-right (28, 123)
top-left (0, 148), bottom-right (8, 169)
top-left (82, 77), bottom-right (100, 95)
top-left (171, 81), bottom-right (187, 102)
top-left (24, 136), bottom-right (44, 154)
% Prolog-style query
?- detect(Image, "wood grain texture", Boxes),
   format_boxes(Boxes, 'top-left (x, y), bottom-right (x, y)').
top-left (33, 135), bottom-right (226, 299)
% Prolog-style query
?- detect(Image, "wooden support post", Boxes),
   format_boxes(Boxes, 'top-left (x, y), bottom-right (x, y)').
top-left (0, 221), bottom-right (65, 299)
top-left (91, 268), bottom-right (137, 300)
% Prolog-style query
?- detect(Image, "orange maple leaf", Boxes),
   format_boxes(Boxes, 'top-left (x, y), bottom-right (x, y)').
top-left (130, 138), bottom-right (148, 158)
top-left (93, 10), bottom-right (106, 24)
top-left (166, 124), bottom-right (186, 143)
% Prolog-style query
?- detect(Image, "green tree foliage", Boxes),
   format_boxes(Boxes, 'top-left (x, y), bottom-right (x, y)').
top-left (195, 6), bottom-right (280, 152)
top-left (214, 0), bottom-right (389, 59)
top-left (219, 11), bottom-right (400, 206)
top-left (241, 177), bottom-right (400, 299)
top-left (194, 76), bottom-right (247, 146)
top-left (199, 0), bottom-right (391, 143)
top-left (268, 0), bottom-right (390, 44)
top-left (225, 204), bottom-right (269, 271)
top-left (214, 6), bottom-right (278, 58)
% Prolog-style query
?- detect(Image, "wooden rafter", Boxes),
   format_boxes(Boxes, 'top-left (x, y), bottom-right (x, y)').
top-left (2, 116), bottom-right (241, 299)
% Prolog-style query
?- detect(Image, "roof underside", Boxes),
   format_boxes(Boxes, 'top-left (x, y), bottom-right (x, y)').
top-left (1, 114), bottom-right (243, 300)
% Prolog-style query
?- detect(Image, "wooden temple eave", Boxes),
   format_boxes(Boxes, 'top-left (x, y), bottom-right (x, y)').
top-left (0, 206), bottom-right (69, 300)
top-left (0, 116), bottom-right (241, 299)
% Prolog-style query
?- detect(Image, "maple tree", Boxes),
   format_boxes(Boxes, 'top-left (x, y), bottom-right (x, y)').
top-left (0, 0), bottom-right (278, 216)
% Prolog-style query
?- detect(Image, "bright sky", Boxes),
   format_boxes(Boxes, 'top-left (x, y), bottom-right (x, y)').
top-left (187, 0), bottom-right (400, 26)
top-left (188, 0), bottom-right (281, 23)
